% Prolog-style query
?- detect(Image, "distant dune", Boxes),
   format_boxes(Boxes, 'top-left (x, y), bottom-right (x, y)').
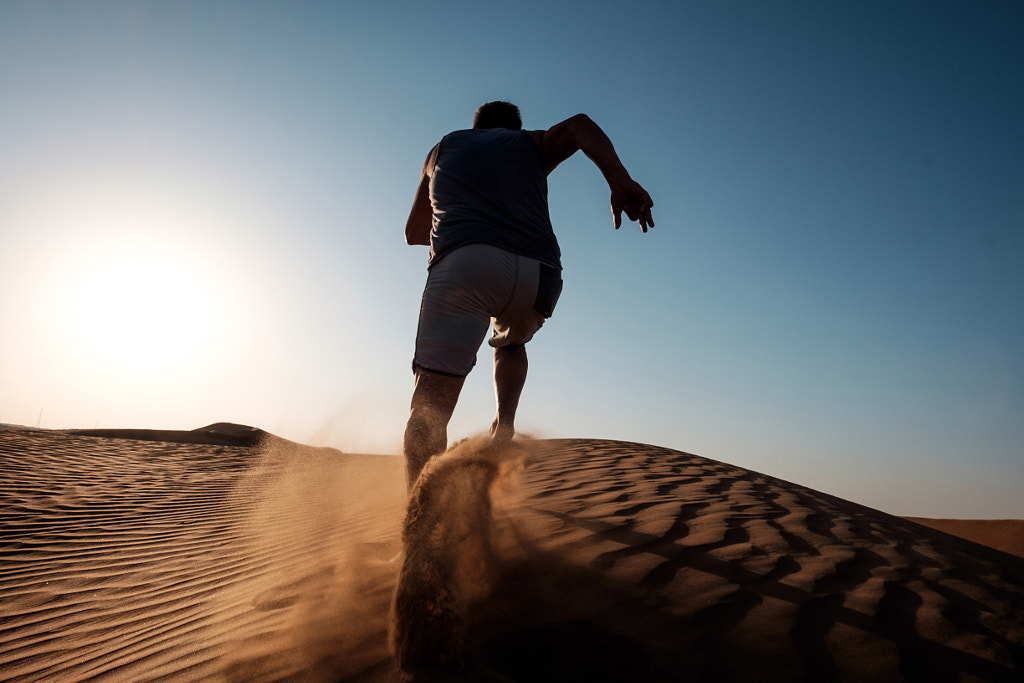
top-left (904, 517), bottom-right (1024, 560)
top-left (1, 427), bottom-right (1022, 681)
top-left (65, 422), bottom-right (270, 447)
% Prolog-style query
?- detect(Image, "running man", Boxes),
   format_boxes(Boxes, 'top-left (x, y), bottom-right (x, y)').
top-left (403, 101), bottom-right (654, 486)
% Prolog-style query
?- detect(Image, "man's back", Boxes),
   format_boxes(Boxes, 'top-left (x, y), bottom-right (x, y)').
top-left (428, 128), bottom-right (560, 270)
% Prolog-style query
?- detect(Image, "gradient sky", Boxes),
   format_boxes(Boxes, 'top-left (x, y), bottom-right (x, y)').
top-left (1, 1), bottom-right (1021, 518)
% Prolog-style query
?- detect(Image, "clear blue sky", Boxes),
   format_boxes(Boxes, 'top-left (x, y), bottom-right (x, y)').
top-left (1, 1), bottom-right (1021, 518)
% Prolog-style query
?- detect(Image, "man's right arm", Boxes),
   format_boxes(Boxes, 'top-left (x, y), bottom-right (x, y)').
top-left (405, 146), bottom-right (438, 246)
top-left (539, 114), bottom-right (654, 232)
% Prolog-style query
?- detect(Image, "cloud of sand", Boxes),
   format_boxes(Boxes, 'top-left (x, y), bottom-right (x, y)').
top-left (389, 435), bottom-right (531, 673)
top-left (297, 393), bottom-right (407, 456)
top-left (212, 433), bottom-right (536, 679)
top-left (217, 439), bottom-right (407, 681)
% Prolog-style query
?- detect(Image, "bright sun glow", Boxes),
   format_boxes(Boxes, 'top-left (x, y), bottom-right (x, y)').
top-left (10, 173), bottom-right (267, 428)
top-left (17, 173), bottom-right (252, 391)
top-left (69, 250), bottom-right (213, 372)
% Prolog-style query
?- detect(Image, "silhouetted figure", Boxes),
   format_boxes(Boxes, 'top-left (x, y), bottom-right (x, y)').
top-left (404, 101), bottom-right (654, 487)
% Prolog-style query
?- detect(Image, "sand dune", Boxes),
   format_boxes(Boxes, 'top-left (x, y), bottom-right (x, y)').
top-left (64, 423), bottom-right (270, 448)
top-left (2, 428), bottom-right (1023, 681)
top-left (903, 518), bottom-right (1024, 560)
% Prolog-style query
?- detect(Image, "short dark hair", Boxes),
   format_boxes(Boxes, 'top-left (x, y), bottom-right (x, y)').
top-left (473, 101), bottom-right (522, 130)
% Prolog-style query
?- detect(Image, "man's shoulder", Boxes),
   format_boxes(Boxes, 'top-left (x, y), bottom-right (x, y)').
top-left (437, 128), bottom-right (476, 148)
top-left (441, 128), bottom-right (538, 152)
top-left (443, 128), bottom-right (529, 140)
top-left (443, 128), bottom-right (482, 138)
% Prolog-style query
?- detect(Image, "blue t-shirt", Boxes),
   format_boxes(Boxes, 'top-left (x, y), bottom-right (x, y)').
top-left (428, 128), bottom-right (561, 270)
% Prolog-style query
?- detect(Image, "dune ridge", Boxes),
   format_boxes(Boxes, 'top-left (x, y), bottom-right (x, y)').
top-left (2, 428), bottom-right (1023, 681)
top-left (903, 517), bottom-right (1024, 560)
top-left (499, 439), bottom-right (1024, 681)
top-left (64, 422), bottom-right (270, 447)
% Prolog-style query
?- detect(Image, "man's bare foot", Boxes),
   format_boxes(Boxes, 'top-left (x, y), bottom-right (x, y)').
top-left (489, 418), bottom-right (514, 442)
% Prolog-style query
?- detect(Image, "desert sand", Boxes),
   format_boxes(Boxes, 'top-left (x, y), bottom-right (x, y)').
top-left (1, 426), bottom-right (1022, 682)
top-left (902, 518), bottom-right (1024, 561)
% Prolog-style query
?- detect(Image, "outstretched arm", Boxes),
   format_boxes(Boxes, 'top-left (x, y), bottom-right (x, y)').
top-left (537, 114), bottom-right (654, 232)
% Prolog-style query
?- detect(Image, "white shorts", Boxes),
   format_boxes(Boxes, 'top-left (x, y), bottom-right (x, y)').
top-left (413, 243), bottom-right (562, 377)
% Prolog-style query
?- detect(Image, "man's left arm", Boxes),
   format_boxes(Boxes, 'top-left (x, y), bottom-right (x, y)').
top-left (405, 147), bottom-right (436, 246)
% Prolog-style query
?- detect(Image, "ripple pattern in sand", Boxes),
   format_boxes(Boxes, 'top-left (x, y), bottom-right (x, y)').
top-left (4, 431), bottom-right (1024, 682)
top-left (515, 439), bottom-right (1024, 682)
top-left (0, 429), bottom-right (406, 682)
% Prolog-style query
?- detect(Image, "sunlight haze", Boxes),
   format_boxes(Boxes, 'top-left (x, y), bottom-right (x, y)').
top-left (1, 1), bottom-right (1022, 519)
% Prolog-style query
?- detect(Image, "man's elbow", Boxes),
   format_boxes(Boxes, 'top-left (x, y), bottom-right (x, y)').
top-left (405, 225), bottom-right (429, 246)
top-left (566, 113), bottom-right (594, 133)
top-left (558, 114), bottom-right (600, 152)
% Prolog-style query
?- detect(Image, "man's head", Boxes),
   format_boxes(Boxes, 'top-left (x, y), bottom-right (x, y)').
top-left (472, 101), bottom-right (522, 130)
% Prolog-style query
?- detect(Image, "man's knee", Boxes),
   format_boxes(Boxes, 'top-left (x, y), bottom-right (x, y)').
top-left (412, 361), bottom-right (466, 379)
top-left (494, 343), bottom-right (528, 364)
top-left (411, 366), bottom-right (467, 414)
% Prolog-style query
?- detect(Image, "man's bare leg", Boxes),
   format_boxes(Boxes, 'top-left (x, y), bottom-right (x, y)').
top-left (490, 344), bottom-right (527, 442)
top-left (404, 368), bottom-right (466, 488)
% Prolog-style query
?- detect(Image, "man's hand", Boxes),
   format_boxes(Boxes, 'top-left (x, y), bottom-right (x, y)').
top-left (611, 179), bottom-right (655, 232)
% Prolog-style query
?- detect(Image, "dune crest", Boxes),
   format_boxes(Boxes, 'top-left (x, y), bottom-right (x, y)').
top-left (2, 429), bottom-right (1023, 681)
top-left (904, 517), bottom-right (1024, 560)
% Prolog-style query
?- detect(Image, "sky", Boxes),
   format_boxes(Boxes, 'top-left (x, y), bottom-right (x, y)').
top-left (1, 1), bottom-right (1021, 518)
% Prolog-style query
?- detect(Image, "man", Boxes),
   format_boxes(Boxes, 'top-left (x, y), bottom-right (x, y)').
top-left (403, 101), bottom-right (654, 486)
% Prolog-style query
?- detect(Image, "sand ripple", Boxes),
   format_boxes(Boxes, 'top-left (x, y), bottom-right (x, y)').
top-left (3, 430), bottom-right (1023, 681)
top-left (0, 429), bottom-right (405, 682)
